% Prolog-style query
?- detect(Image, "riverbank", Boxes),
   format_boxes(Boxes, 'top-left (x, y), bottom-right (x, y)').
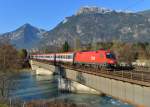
top-left (0, 99), bottom-right (86, 107)
top-left (26, 99), bottom-right (87, 107)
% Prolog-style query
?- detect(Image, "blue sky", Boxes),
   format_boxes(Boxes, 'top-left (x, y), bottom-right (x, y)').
top-left (0, 0), bottom-right (149, 33)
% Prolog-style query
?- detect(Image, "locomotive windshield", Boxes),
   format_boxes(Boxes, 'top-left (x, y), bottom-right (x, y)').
top-left (106, 53), bottom-right (116, 59)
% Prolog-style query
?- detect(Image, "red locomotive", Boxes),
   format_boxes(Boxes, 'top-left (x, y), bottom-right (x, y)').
top-left (31, 49), bottom-right (117, 68)
top-left (74, 50), bottom-right (116, 67)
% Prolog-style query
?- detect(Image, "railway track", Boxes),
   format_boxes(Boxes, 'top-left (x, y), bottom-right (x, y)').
top-left (32, 60), bottom-right (150, 84)
top-left (60, 64), bottom-right (150, 84)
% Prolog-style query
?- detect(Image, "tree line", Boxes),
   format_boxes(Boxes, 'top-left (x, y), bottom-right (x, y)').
top-left (60, 40), bottom-right (150, 64)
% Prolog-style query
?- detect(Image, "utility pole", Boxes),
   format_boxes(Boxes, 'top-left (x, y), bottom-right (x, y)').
top-left (3, 55), bottom-right (6, 70)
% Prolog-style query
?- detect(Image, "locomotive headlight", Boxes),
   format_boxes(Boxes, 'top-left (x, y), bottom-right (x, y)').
top-left (109, 60), bottom-right (114, 64)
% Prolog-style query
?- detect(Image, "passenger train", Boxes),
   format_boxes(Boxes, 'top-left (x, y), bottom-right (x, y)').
top-left (31, 49), bottom-right (117, 68)
top-left (31, 50), bottom-right (117, 67)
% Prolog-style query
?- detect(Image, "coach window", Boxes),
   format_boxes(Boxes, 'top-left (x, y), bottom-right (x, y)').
top-left (66, 55), bottom-right (69, 59)
top-left (70, 55), bottom-right (73, 59)
top-left (68, 56), bottom-right (70, 59)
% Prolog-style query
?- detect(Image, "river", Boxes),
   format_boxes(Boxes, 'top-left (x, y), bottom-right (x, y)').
top-left (9, 70), bottom-right (134, 107)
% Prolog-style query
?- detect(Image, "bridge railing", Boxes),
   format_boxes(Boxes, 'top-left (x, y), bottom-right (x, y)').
top-left (66, 65), bottom-right (150, 84)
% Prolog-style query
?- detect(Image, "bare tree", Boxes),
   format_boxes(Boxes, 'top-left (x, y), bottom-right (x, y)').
top-left (0, 44), bottom-right (21, 71)
top-left (0, 73), bottom-right (16, 98)
top-left (0, 40), bottom-right (20, 99)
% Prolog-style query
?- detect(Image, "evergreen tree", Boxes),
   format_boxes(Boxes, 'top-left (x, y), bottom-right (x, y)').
top-left (18, 49), bottom-right (28, 59)
top-left (62, 41), bottom-right (70, 52)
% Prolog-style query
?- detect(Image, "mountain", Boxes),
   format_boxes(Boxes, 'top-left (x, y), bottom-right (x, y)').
top-left (138, 10), bottom-right (150, 18)
top-left (42, 6), bottom-right (150, 47)
top-left (0, 23), bottom-right (46, 49)
top-left (1, 6), bottom-right (150, 49)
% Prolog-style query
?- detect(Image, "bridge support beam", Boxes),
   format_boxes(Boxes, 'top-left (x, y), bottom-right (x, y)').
top-left (58, 77), bottom-right (101, 94)
top-left (36, 68), bottom-right (53, 75)
top-left (30, 60), bottom-right (54, 75)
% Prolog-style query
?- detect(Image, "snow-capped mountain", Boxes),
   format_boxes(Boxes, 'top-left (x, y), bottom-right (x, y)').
top-left (0, 23), bottom-right (46, 49)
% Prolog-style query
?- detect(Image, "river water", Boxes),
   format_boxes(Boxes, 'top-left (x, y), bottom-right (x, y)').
top-left (10, 71), bottom-right (134, 107)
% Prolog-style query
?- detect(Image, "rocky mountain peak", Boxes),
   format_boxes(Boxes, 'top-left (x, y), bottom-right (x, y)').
top-left (19, 23), bottom-right (38, 31)
top-left (0, 23), bottom-right (47, 49)
top-left (76, 6), bottom-right (112, 15)
top-left (22, 23), bottom-right (32, 28)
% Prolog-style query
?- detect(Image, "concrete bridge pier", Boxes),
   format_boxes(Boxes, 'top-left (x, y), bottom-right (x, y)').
top-left (57, 65), bottom-right (101, 94)
top-left (30, 60), bottom-right (54, 75)
top-left (58, 76), bottom-right (101, 94)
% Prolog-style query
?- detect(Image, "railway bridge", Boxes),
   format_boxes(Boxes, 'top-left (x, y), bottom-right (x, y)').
top-left (30, 60), bottom-right (150, 107)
